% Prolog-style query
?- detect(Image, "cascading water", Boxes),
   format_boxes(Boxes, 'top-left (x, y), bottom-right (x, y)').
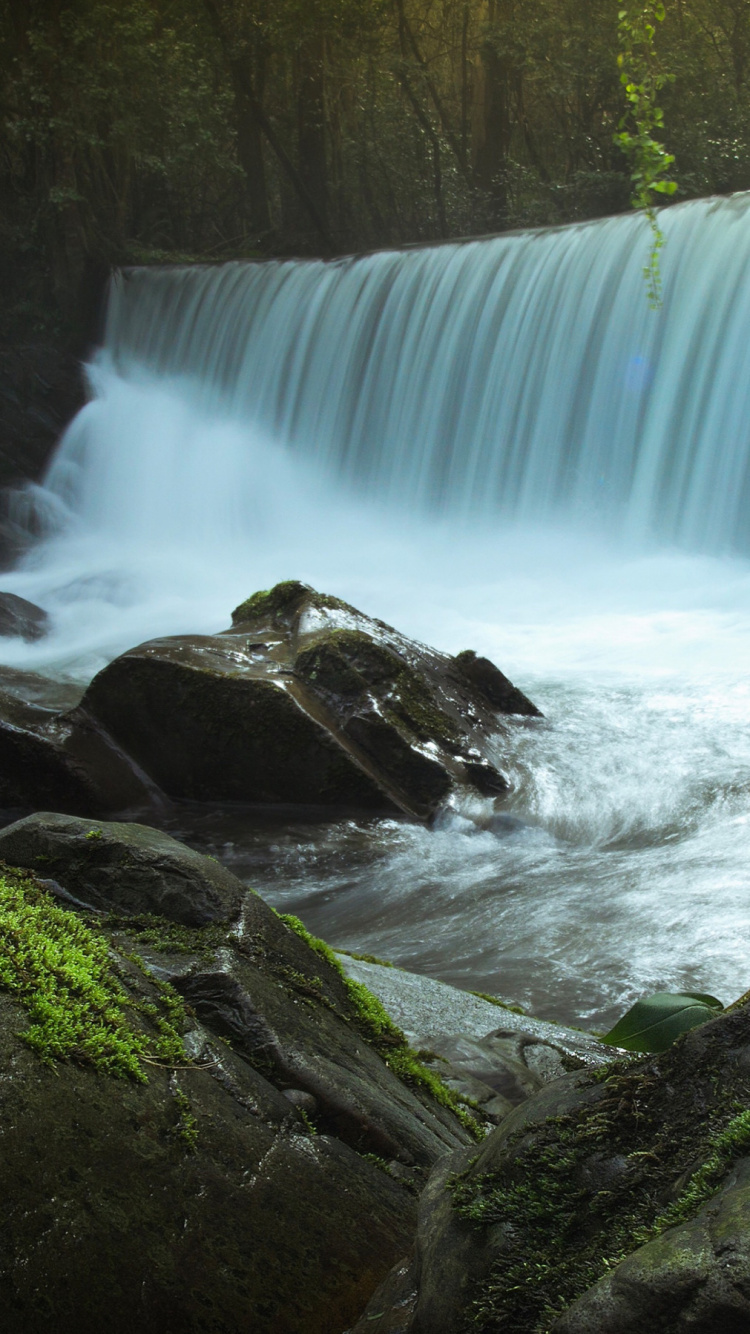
top-left (3, 192), bottom-right (750, 1028)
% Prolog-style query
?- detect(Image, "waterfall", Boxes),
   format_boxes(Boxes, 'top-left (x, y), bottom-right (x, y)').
top-left (100, 191), bottom-right (750, 551)
top-left (4, 195), bottom-right (750, 1025)
top-left (5, 191), bottom-right (750, 680)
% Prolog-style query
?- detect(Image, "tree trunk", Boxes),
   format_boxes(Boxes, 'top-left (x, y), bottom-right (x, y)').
top-left (472, 0), bottom-right (511, 211)
top-left (231, 62), bottom-right (271, 234)
top-left (296, 31), bottom-right (328, 230)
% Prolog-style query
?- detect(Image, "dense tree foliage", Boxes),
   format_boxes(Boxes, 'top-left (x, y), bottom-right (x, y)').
top-left (2, 0), bottom-right (750, 337)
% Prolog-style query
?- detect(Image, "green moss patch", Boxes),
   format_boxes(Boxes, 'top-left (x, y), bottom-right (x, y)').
top-left (231, 580), bottom-right (347, 627)
top-left (0, 867), bottom-right (189, 1082)
top-left (280, 913), bottom-right (483, 1139)
top-left (469, 990), bottom-right (528, 1016)
top-left (101, 912), bottom-right (231, 957)
top-left (338, 949), bottom-right (395, 968)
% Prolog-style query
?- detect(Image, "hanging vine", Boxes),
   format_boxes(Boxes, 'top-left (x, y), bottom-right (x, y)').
top-left (615, 3), bottom-right (678, 307)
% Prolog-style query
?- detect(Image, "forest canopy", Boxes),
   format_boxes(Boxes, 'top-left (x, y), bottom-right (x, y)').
top-left (2, 0), bottom-right (750, 336)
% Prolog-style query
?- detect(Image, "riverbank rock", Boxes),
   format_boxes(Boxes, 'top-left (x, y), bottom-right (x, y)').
top-left (0, 592), bottom-right (49, 640)
top-left (80, 580), bottom-right (541, 820)
top-left (0, 811), bottom-right (243, 924)
top-left (0, 342), bottom-right (85, 567)
top-left (0, 666), bottom-right (161, 820)
top-left (0, 838), bottom-right (476, 1333)
top-left (350, 999), bottom-right (750, 1334)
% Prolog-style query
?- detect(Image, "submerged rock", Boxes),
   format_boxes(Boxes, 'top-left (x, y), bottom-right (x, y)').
top-left (0, 591), bottom-right (49, 641)
top-left (0, 811), bottom-right (243, 924)
top-left (0, 835), bottom-right (476, 1333)
top-left (80, 580), bottom-right (541, 820)
top-left (350, 1000), bottom-right (750, 1334)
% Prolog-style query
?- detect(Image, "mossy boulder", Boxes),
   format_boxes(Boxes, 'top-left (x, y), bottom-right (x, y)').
top-left (0, 994), bottom-right (416, 1334)
top-left (0, 845), bottom-right (477, 1332)
top-left (0, 811), bottom-right (243, 924)
top-left (552, 1157), bottom-right (750, 1332)
top-left (79, 582), bottom-right (540, 820)
top-left (352, 1001), bottom-right (750, 1333)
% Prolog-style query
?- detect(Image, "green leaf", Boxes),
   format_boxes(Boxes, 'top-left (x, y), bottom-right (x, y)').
top-left (680, 992), bottom-right (725, 1009)
top-left (601, 992), bottom-right (724, 1054)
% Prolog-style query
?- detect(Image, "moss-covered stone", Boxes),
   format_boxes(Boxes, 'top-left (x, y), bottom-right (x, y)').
top-left (280, 914), bottom-right (484, 1140)
top-left (552, 1155), bottom-right (750, 1332)
top-left (0, 838), bottom-right (482, 1332)
top-left (0, 811), bottom-right (243, 924)
top-left (78, 581), bottom-right (537, 820)
top-left (231, 579), bottom-right (348, 628)
top-left (0, 997), bottom-right (418, 1334)
top-left (0, 864), bottom-right (187, 1079)
top-left (398, 1001), bottom-right (750, 1334)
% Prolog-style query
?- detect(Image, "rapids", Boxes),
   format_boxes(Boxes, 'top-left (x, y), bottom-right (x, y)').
top-left (3, 193), bottom-right (750, 1028)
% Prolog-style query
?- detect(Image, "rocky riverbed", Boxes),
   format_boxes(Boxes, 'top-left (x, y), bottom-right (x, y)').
top-left (0, 583), bottom-right (749, 1332)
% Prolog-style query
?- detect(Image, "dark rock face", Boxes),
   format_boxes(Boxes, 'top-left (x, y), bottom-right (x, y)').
top-left (351, 1003), bottom-right (750, 1334)
top-left (0, 999), bottom-right (416, 1334)
top-left (453, 649), bottom-right (542, 717)
top-left (82, 648), bottom-right (394, 810)
top-left (173, 958), bottom-right (470, 1167)
top-left (0, 343), bottom-right (85, 568)
top-left (0, 811), bottom-right (243, 924)
top-left (0, 592), bottom-right (49, 641)
top-left (0, 837), bottom-right (475, 1333)
top-left (80, 580), bottom-right (541, 820)
top-left (0, 343), bottom-right (84, 489)
top-left (0, 667), bottom-right (160, 819)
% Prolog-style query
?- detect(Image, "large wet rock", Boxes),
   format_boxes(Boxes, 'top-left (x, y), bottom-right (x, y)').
top-left (81, 580), bottom-right (541, 820)
top-left (0, 811), bottom-right (243, 924)
top-left (0, 1004), bottom-right (415, 1334)
top-left (0, 666), bottom-right (160, 819)
top-left (350, 1000), bottom-right (750, 1334)
top-left (0, 843), bottom-right (475, 1332)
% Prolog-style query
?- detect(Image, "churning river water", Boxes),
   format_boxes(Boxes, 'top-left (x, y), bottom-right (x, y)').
top-left (3, 193), bottom-right (750, 1030)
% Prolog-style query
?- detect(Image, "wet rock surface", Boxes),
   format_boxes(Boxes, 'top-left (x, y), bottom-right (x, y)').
top-left (350, 1002), bottom-right (750, 1334)
top-left (0, 829), bottom-right (475, 1334)
top-left (81, 580), bottom-right (541, 819)
top-left (0, 666), bottom-right (160, 819)
top-left (0, 592), bottom-right (49, 641)
top-left (0, 811), bottom-right (243, 924)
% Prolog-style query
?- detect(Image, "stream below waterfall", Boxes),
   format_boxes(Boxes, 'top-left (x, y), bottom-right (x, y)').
top-left (3, 193), bottom-right (750, 1032)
